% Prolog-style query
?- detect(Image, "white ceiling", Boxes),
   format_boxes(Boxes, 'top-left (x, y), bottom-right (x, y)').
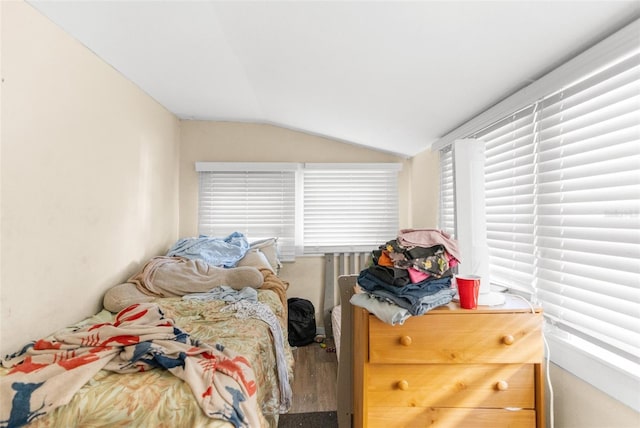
top-left (28, 1), bottom-right (640, 157)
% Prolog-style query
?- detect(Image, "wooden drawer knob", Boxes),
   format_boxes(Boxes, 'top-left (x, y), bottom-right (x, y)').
top-left (502, 335), bottom-right (515, 345)
top-left (399, 336), bottom-right (412, 346)
top-left (397, 380), bottom-right (410, 391)
top-left (496, 380), bottom-right (509, 391)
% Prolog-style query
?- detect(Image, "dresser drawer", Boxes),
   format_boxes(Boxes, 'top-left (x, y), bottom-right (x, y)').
top-left (367, 407), bottom-right (536, 428)
top-left (369, 312), bottom-right (543, 364)
top-left (367, 363), bottom-right (535, 409)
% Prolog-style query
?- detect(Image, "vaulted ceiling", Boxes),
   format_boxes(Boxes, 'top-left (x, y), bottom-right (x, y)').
top-left (28, 1), bottom-right (640, 157)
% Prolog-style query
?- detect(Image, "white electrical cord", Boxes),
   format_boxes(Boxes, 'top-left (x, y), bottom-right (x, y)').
top-left (507, 293), bottom-right (554, 428)
top-left (543, 334), bottom-right (554, 428)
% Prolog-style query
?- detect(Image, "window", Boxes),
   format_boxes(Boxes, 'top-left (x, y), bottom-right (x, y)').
top-left (438, 146), bottom-right (456, 238)
top-left (473, 51), bottom-right (640, 368)
top-left (478, 105), bottom-right (538, 292)
top-left (197, 162), bottom-right (402, 258)
top-left (197, 163), bottom-right (297, 260)
top-left (437, 19), bottom-right (640, 410)
top-left (535, 52), bottom-right (639, 364)
top-left (303, 163), bottom-right (400, 254)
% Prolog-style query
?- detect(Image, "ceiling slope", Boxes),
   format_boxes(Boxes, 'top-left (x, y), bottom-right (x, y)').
top-left (28, 1), bottom-right (640, 157)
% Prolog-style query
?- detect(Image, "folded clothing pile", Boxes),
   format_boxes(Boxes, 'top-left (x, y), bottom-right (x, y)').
top-left (356, 229), bottom-right (461, 320)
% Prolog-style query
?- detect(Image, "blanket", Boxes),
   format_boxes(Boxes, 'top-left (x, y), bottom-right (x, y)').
top-left (222, 300), bottom-right (292, 413)
top-left (166, 232), bottom-right (249, 267)
top-left (0, 303), bottom-right (261, 428)
top-left (128, 256), bottom-right (264, 297)
top-left (257, 268), bottom-right (289, 312)
top-left (103, 262), bottom-right (287, 316)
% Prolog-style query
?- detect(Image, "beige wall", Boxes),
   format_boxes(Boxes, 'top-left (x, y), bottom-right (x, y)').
top-left (409, 147), bottom-right (440, 228)
top-left (549, 363), bottom-right (640, 428)
top-left (0, 1), bottom-right (180, 355)
top-left (179, 120), bottom-right (411, 327)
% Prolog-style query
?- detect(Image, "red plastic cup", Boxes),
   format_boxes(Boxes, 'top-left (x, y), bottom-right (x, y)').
top-left (456, 275), bottom-right (481, 309)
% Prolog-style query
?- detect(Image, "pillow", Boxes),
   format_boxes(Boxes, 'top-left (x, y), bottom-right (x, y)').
top-left (236, 249), bottom-right (275, 272)
top-left (249, 238), bottom-right (281, 274)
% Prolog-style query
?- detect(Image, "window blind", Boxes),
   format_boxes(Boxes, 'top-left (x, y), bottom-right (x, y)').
top-left (197, 162), bottom-right (402, 258)
top-left (198, 170), bottom-right (296, 260)
top-left (534, 52), bottom-right (640, 363)
top-left (463, 51), bottom-right (640, 366)
top-left (438, 146), bottom-right (456, 238)
top-left (303, 165), bottom-right (400, 253)
top-left (474, 105), bottom-right (538, 292)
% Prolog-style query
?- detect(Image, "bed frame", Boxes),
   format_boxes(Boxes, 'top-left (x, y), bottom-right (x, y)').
top-left (336, 274), bottom-right (358, 428)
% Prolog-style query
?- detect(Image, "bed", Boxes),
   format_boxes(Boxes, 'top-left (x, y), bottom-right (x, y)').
top-left (0, 236), bottom-right (294, 428)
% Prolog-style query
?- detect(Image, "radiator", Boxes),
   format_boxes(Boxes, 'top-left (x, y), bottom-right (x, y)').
top-left (322, 251), bottom-right (371, 337)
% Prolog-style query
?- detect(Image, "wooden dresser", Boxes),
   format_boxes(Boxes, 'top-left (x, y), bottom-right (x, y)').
top-left (352, 296), bottom-right (545, 428)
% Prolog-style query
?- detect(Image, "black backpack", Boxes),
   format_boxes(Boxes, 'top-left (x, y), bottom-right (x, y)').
top-left (287, 298), bottom-right (316, 347)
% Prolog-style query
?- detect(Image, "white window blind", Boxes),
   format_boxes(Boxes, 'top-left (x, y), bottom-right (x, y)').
top-left (534, 52), bottom-right (640, 365)
top-left (303, 164), bottom-right (400, 253)
top-left (438, 146), bottom-right (456, 238)
top-left (198, 169), bottom-right (296, 260)
top-left (474, 105), bottom-right (538, 292)
top-left (460, 50), bottom-right (640, 378)
top-left (197, 162), bottom-right (402, 258)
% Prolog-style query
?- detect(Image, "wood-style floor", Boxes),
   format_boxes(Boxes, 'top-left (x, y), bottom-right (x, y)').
top-left (288, 338), bottom-right (338, 413)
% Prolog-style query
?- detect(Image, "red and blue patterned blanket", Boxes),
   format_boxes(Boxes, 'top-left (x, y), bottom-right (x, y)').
top-left (0, 303), bottom-right (259, 428)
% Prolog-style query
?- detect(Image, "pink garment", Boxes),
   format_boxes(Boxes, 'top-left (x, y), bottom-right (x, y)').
top-left (447, 252), bottom-right (459, 269)
top-left (398, 229), bottom-right (461, 262)
top-left (407, 267), bottom-right (429, 283)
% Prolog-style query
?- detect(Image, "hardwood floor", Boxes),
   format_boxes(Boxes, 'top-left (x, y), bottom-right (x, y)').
top-left (288, 338), bottom-right (338, 413)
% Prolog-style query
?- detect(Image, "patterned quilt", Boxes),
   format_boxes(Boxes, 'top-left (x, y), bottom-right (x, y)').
top-left (0, 286), bottom-right (293, 428)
